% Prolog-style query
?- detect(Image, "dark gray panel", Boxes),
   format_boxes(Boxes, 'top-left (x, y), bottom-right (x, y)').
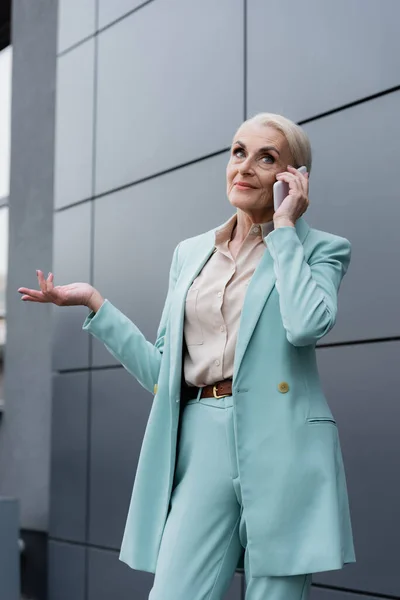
top-left (54, 39), bottom-right (95, 209)
top-left (314, 341), bottom-right (400, 597)
top-left (0, 499), bottom-right (20, 600)
top-left (88, 547), bottom-right (154, 600)
top-left (92, 152), bottom-right (232, 367)
top-left (49, 372), bottom-right (89, 543)
top-left (225, 572), bottom-right (242, 600)
top-left (310, 589), bottom-right (382, 600)
top-left (52, 202), bottom-right (91, 371)
top-left (57, 0), bottom-right (96, 53)
top-left (303, 92), bottom-right (400, 344)
top-left (88, 368), bottom-right (151, 547)
top-left (247, 0), bottom-right (400, 122)
top-left (98, 0), bottom-right (147, 29)
top-left (48, 541), bottom-right (85, 600)
top-left (95, 0), bottom-right (243, 194)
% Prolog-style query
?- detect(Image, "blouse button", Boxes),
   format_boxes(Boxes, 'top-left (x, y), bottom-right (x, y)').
top-left (215, 359), bottom-right (220, 366)
top-left (217, 291), bottom-right (222, 297)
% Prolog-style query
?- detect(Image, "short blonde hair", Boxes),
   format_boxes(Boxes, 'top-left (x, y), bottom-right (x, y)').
top-left (237, 112), bottom-right (312, 173)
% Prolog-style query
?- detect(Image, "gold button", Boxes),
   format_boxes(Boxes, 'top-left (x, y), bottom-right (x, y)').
top-left (153, 383), bottom-right (158, 395)
top-left (278, 382), bottom-right (289, 393)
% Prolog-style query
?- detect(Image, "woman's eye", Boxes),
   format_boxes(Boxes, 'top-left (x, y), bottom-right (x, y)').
top-left (233, 147), bottom-right (245, 158)
top-left (261, 154), bottom-right (274, 164)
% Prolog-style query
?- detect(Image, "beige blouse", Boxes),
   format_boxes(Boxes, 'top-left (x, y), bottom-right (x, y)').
top-left (183, 212), bottom-right (274, 388)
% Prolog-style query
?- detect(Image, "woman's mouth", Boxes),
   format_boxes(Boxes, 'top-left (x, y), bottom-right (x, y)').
top-left (235, 182), bottom-right (256, 190)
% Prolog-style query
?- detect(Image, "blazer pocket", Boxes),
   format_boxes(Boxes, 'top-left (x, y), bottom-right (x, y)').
top-left (184, 288), bottom-right (204, 346)
top-left (306, 416), bottom-right (337, 426)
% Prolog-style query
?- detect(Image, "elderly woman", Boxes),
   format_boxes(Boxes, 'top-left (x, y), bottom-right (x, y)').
top-left (18, 112), bottom-right (356, 600)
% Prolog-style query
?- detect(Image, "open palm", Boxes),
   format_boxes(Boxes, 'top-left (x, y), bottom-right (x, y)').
top-left (18, 269), bottom-right (94, 307)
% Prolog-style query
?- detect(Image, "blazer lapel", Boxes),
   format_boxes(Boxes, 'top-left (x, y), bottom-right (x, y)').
top-left (169, 230), bottom-right (216, 401)
top-left (233, 216), bottom-right (310, 380)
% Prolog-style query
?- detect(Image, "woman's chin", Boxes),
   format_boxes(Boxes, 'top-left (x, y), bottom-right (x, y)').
top-left (228, 195), bottom-right (258, 211)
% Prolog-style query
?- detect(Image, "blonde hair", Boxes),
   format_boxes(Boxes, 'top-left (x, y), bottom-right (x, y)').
top-left (237, 112), bottom-right (312, 173)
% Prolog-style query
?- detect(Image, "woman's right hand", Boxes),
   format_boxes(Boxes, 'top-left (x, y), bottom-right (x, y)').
top-left (18, 270), bottom-right (98, 308)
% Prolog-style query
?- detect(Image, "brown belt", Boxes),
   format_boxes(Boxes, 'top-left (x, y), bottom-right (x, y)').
top-left (181, 378), bottom-right (233, 402)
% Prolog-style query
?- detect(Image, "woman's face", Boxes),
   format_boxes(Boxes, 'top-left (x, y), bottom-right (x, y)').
top-left (226, 122), bottom-right (294, 217)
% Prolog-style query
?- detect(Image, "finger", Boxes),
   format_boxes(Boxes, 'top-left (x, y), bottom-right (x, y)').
top-left (20, 289), bottom-right (47, 301)
top-left (47, 272), bottom-right (54, 292)
top-left (275, 172), bottom-right (297, 183)
top-left (37, 270), bottom-right (47, 294)
top-left (284, 168), bottom-right (308, 195)
top-left (20, 294), bottom-right (46, 302)
top-left (286, 165), bottom-right (308, 179)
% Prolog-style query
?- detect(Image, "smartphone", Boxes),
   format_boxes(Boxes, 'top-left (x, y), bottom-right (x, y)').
top-left (273, 165), bottom-right (308, 212)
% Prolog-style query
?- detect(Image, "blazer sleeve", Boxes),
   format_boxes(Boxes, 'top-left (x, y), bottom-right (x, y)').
top-left (265, 226), bottom-right (351, 347)
top-left (81, 242), bottom-right (181, 393)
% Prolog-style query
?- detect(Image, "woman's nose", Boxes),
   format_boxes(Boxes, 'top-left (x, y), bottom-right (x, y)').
top-left (238, 156), bottom-right (255, 174)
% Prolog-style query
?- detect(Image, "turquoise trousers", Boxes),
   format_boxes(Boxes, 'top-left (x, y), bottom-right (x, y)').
top-left (148, 392), bottom-right (312, 600)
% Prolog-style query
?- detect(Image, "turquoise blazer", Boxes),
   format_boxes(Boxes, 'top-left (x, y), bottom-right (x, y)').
top-left (82, 216), bottom-right (356, 577)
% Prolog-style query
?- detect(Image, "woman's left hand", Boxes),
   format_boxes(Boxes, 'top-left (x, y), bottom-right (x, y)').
top-left (273, 165), bottom-right (310, 227)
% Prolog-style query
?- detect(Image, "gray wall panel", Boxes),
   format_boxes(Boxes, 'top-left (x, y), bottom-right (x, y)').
top-left (48, 541), bottom-right (85, 600)
top-left (98, 0), bottom-right (148, 29)
top-left (57, 0), bottom-right (96, 54)
top-left (310, 589), bottom-right (381, 600)
top-left (247, 0), bottom-right (400, 122)
top-left (95, 0), bottom-right (243, 195)
top-left (92, 152), bottom-right (232, 367)
top-left (303, 92), bottom-right (400, 344)
top-left (52, 202), bottom-right (92, 371)
top-left (88, 547), bottom-right (154, 600)
top-left (226, 572), bottom-right (242, 600)
top-left (88, 368), bottom-right (151, 547)
top-left (314, 341), bottom-right (400, 597)
top-left (54, 39), bottom-right (95, 209)
top-left (49, 372), bottom-right (89, 542)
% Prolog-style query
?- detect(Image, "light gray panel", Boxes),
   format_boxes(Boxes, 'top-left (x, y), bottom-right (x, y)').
top-left (98, 0), bottom-right (147, 29)
top-left (49, 372), bottom-right (89, 542)
top-left (247, 0), bottom-right (400, 121)
top-left (92, 152), bottom-right (232, 367)
top-left (57, 0), bottom-right (96, 53)
top-left (52, 202), bottom-right (91, 370)
top-left (314, 341), bottom-right (400, 597)
top-left (48, 541), bottom-right (85, 600)
top-left (95, 0), bottom-right (243, 194)
top-left (89, 368), bottom-right (151, 547)
top-left (303, 92), bottom-right (400, 344)
top-left (54, 39), bottom-right (95, 209)
top-left (0, 0), bottom-right (57, 531)
top-left (88, 547), bottom-right (154, 600)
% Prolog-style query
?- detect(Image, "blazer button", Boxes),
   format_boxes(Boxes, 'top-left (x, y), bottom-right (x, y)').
top-left (278, 382), bottom-right (289, 393)
top-left (153, 383), bottom-right (158, 395)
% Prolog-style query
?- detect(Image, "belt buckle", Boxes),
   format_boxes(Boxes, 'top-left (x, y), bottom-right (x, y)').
top-left (213, 384), bottom-right (229, 399)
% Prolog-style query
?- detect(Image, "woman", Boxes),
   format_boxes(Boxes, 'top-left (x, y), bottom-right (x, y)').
top-left (18, 113), bottom-right (356, 600)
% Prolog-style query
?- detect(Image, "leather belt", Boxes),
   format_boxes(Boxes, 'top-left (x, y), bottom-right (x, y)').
top-left (181, 378), bottom-right (233, 402)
